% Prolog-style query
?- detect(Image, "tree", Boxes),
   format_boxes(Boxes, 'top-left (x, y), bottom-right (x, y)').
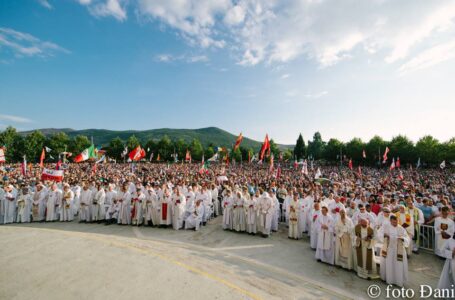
top-left (308, 132), bottom-right (325, 160)
top-left (345, 138), bottom-right (365, 163)
top-left (69, 135), bottom-right (91, 155)
top-left (204, 146), bottom-right (215, 160)
top-left (144, 139), bottom-right (157, 157)
top-left (174, 138), bottom-right (187, 160)
top-left (389, 135), bottom-right (415, 164)
top-left (48, 132), bottom-right (70, 158)
top-left (294, 133), bottom-right (306, 160)
top-left (269, 139), bottom-right (280, 158)
top-left (366, 135), bottom-right (387, 165)
top-left (107, 137), bottom-right (124, 160)
top-left (0, 126), bottom-right (21, 162)
top-left (24, 130), bottom-right (46, 163)
top-left (416, 135), bottom-right (440, 165)
top-left (126, 135), bottom-right (140, 150)
top-left (157, 135), bottom-right (172, 160)
top-left (324, 138), bottom-right (345, 162)
top-left (283, 149), bottom-right (293, 161)
top-left (232, 148), bottom-right (242, 162)
top-left (189, 138), bottom-right (203, 161)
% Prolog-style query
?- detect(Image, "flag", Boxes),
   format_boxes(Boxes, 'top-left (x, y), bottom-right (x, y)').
top-left (362, 150), bottom-right (366, 159)
top-left (416, 157), bottom-right (421, 169)
top-left (315, 168), bottom-right (322, 179)
top-left (233, 133), bottom-right (243, 151)
top-left (149, 152), bottom-right (154, 162)
top-left (41, 168), bottom-right (64, 182)
top-left (56, 160), bottom-right (62, 170)
top-left (199, 155), bottom-right (209, 175)
top-left (45, 146), bottom-right (52, 153)
top-left (208, 153), bottom-right (218, 162)
top-left (440, 160), bottom-right (446, 169)
top-left (21, 155), bottom-right (27, 176)
top-left (294, 160), bottom-right (298, 169)
top-left (0, 147), bottom-right (5, 163)
top-left (39, 148), bottom-right (45, 167)
top-left (390, 158), bottom-right (396, 170)
top-left (95, 155), bottom-right (105, 164)
top-left (358, 165), bottom-right (362, 177)
top-left (128, 146), bottom-right (146, 161)
top-left (348, 159), bottom-right (353, 170)
top-left (185, 150), bottom-right (191, 163)
top-left (121, 146), bottom-right (128, 158)
top-left (74, 145), bottom-right (96, 163)
top-left (269, 154), bottom-right (274, 172)
top-left (157, 154), bottom-right (161, 161)
top-left (396, 157), bottom-right (401, 168)
top-left (398, 170), bottom-right (404, 180)
top-left (259, 134), bottom-right (270, 161)
top-left (382, 147), bottom-right (390, 163)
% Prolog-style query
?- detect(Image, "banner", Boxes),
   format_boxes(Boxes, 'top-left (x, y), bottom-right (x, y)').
top-left (41, 168), bottom-right (64, 182)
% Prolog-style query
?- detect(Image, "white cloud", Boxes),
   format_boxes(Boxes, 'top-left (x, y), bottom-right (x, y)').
top-left (77, 0), bottom-right (92, 5)
top-left (280, 73), bottom-right (290, 79)
top-left (155, 53), bottom-right (209, 64)
top-left (0, 114), bottom-right (32, 123)
top-left (304, 91), bottom-right (328, 99)
top-left (37, 0), bottom-right (52, 9)
top-left (89, 0), bottom-right (127, 21)
top-left (77, 0), bottom-right (455, 70)
top-left (0, 27), bottom-right (70, 58)
top-left (398, 40), bottom-right (455, 75)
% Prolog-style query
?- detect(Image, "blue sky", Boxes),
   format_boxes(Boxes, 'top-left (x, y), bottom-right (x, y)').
top-left (1, 0), bottom-right (454, 144)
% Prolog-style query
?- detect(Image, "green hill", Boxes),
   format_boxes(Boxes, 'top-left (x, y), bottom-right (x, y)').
top-left (20, 127), bottom-right (291, 150)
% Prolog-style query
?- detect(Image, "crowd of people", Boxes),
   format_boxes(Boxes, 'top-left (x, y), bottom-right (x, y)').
top-left (0, 161), bottom-right (454, 289)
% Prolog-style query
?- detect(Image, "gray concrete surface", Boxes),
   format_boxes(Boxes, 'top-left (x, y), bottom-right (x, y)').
top-left (0, 218), bottom-right (444, 300)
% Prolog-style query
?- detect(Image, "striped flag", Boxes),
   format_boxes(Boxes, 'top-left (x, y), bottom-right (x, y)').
top-left (382, 147), bottom-right (390, 163)
top-left (233, 133), bottom-right (243, 151)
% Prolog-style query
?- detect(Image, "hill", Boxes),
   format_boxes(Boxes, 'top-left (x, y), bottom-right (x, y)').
top-left (20, 127), bottom-right (291, 150)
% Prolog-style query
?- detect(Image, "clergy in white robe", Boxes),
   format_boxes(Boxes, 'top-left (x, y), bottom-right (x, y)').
top-left (354, 218), bottom-right (379, 279)
top-left (283, 194), bottom-right (292, 226)
top-left (257, 190), bottom-right (274, 238)
top-left (16, 187), bottom-right (33, 223)
top-left (131, 187), bottom-right (145, 226)
top-left (233, 191), bottom-right (246, 232)
top-left (211, 184), bottom-right (220, 217)
top-left (46, 184), bottom-right (62, 222)
top-left (288, 193), bottom-right (301, 239)
top-left (334, 209), bottom-right (354, 270)
top-left (396, 205), bottom-right (414, 256)
top-left (378, 215), bottom-right (410, 287)
top-left (91, 185), bottom-right (106, 222)
top-left (185, 199), bottom-right (204, 231)
top-left (222, 190), bottom-right (234, 230)
top-left (60, 184), bottom-right (74, 222)
top-left (117, 184), bottom-right (131, 225)
top-left (437, 236), bottom-right (455, 290)
top-left (33, 184), bottom-right (47, 222)
top-left (310, 202), bottom-right (322, 249)
top-left (104, 184), bottom-right (117, 223)
top-left (3, 184), bottom-right (17, 224)
top-left (172, 188), bottom-right (186, 230)
top-left (406, 200), bottom-right (424, 253)
top-left (315, 206), bottom-right (335, 264)
top-left (79, 185), bottom-right (92, 222)
top-left (159, 189), bottom-right (172, 226)
top-left (271, 191), bottom-right (280, 232)
top-left (244, 192), bottom-right (257, 234)
top-left (434, 207), bottom-right (455, 258)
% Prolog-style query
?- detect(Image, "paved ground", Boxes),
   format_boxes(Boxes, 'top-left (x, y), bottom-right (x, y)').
top-left (0, 218), bottom-right (444, 300)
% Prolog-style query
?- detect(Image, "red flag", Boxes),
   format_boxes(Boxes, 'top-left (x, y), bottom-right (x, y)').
top-left (128, 146), bottom-right (145, 161)
top-left (233, 133), bottom-right (243, 151)
top-left (396, 157), bottom-right (401, 168)
top-left (39, 148), bottom-right (45, 167)
top-left (362, 150), bottom-right (366, 159)
top-left (157, 154), bottom-right (161, 161)
top-left (383, 147), bottom-right (390, 163)
top-left (259, 134), bottom-right (270, 161)
top-left (390, 158), bottom-right (396, 170)
top-left (348, 159), bottom-right (353, 170)
top-left (398, 170), bottom-right (404, 180)
top-left (56, 160), bottom-right (62, 170)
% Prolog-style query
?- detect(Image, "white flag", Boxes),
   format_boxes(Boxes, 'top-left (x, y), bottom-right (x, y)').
top-left (45, 146), bottom-right (52, 153)
top-left (440, 160), bottom-right (446, 169)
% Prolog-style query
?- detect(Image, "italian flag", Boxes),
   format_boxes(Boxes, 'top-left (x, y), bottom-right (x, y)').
top-left (74, 145), bottom-right (96, 163)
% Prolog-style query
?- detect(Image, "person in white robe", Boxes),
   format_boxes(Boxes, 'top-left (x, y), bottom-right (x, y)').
top-left (46, 184), bottom-right (62, 222)
top-left (378, 215), bottom-right (410, 287)
top-left (315, 206), bottom-right (335, 264)
top-left (352, 204), bottom-right (375, 225)
top-left (233, 191), bottom-right (246, 232)
top-left (159, 187), bottom-right (172, 226)
top-left (172, 187), bottom-right (186, 230)
top-left (71, 184), bottom-right (81, 217)
top-left (434, 206), bottom-right (455, 258)
top-left (395, 205), bottom-right (414, 256)
top-left (288, 192), bottom-right (301, 239)
top-left (298, 192), bottom-right (310, 234)
top-left (283, 193), bottom-right (292, 226)
top-left (0, 186), bottom-right (4, 224)
top-left (310, 202), bottom-right (322, 249)
top-left (79, 184), bottom-right (92, 223)
top-left (185, 199), bottom-right (204, 231)
top-left (334, 209), bottom-right (354, 270)
top-left (406, 199), bottom-right (424, 253)
top-left (104, 184), bottom-right (116, 224)
top-left (33, 184), bottom-right (47, 222)
top-left (60, 184), bottom-right (74, 222)
top-left (244, 190), bottom-right (258, 234)
top-left (3, 184), bottom-right (17, 224)
top-left (91, 184), bottom-right (106, 223)
top-left (257, 189), bottom-right (274, 238)
top-left (211, 184), bottom-right (220, 217)
top-left (118, 184), bottom-right (131, 225)
top-left (143, 186), bottom-right (155, 226)
top-left (222, 189), bottom-right (234, 230)
top-left (354, 218), bottom-right (379, 279)
top-left (437, 234), bottom-right (455, 290)
top-left (16, 187), bottom-right (33, 223)
top-left (270, 190), bottom-right (280, 232)
top-left (131, 186), bottom-right (145, 226)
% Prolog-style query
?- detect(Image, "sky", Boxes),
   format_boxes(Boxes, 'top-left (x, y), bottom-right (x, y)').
top-left (0, 0), bottom-right (454, 145)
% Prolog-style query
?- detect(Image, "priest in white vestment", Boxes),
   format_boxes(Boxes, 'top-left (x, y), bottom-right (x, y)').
top-left (315, 206), bottom-right (335, 264)
top-left (437, 235), bottom-right (455, 290)
top-left (435, 207), bottom-right (455, 257)
top-left (334, 209), bottom-right (354, 270)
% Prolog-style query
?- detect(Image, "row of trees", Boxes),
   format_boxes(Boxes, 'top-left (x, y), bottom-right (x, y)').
top-left (294, 132), bottom-right (455, 165)
top-left (0, 126), bottom-right (453, 165)
top-left (0, 126), bottom-right (292, 163)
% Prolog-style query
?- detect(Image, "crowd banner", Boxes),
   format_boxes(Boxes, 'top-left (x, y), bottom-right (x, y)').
top-left (41, 168), bottom-right (64, 182)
